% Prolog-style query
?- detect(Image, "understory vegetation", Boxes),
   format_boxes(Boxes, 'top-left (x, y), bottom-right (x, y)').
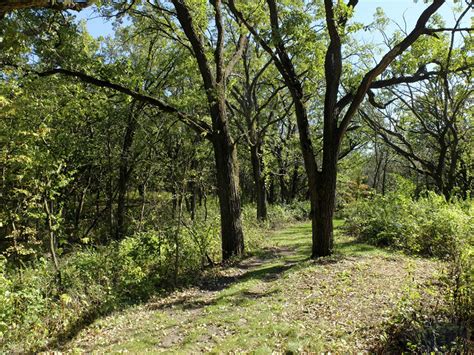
top-left (1, 0), bottom-right (473, 352)
top-left (0, 203), bottom-right (307, 352)
top-left (22, 222), bottom-right (469, 353)
top-left (345, 182), bottom-right (473, 352)
top-left (1, 185), bottom-right (472, 352)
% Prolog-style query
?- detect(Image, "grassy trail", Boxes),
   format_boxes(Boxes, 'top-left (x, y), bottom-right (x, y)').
top-left (63, 221), bottom-right (442, 353)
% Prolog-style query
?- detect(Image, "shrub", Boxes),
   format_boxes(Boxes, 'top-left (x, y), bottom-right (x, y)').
top-left (0, 258), bottom-right (55, 351)
top-left (379, 253), bottom-right (472, 353)
top-left (345, 191), bottom-right (473, 258)
top-left (380, 269), bottom-right (469, 353)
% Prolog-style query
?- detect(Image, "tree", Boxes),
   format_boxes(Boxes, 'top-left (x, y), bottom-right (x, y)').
top-left (2, 2), bottom-right (247, 260)
top-left (227, 43), bottom-right (291, 220)
top-left (167, 0), bottom-right (247, 259)
top-left (362, 6), bottom-right (473, 199)
top-left (229, 0), bottom-right (454, 257)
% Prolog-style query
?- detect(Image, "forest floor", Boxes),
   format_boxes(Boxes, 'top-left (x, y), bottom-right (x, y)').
top-left (61, 221), bottom-right (445, 353)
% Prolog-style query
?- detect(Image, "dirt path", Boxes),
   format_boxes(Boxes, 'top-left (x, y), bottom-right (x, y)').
top-left (64, 222), bottom-right (444, 353)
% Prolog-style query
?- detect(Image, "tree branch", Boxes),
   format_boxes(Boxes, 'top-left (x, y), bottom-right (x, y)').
top-left (224, 33), bottom-right (248, 79)
top-left (337, 0), bottom-right (445, 143)
top-left (0, 0), bottom-right (90, 17)
top-left (34, 67), bottom-right (213, 139)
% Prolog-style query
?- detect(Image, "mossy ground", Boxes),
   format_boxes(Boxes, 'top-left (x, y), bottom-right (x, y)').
top-left (62, 221), bottom-right (443, 353)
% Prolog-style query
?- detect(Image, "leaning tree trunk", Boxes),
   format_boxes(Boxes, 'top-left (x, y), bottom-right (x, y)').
top-left (250, 141), bottom-right (267, 221)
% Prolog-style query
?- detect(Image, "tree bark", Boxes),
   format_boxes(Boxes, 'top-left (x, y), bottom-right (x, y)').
top-left (250, 141), bottom-right (267, 220)
top-left (0, 0), bottom-right (89, 18)
top-left (268, 175), bottom-right (276, 204)
top-left (73, 172), bottom-right (91, 241)
top-left (209, 82), bottom-right (245, 258)
top-left (211, 119), bottom-right (244, 259)
top-left (289, 162), bottom-right (299, 201)
top-left (311, 166), bottom-right (337, 257)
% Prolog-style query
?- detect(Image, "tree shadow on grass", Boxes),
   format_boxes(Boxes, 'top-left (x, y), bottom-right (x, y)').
top-left (147, 287), bottom-right (281, 312)
top-left (42, 282), bottom-right (168, 352)
top-left (198, 261), bottom-right (297, 292)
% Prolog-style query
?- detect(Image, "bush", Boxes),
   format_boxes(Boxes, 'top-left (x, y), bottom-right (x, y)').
top-left (0, 225), bottom-right (218, 351)
top-left (0, 258), bottom-right (56, 351)
top-left (380, 268), bottom-right (470, 353)
top-left (344, 191), bottom-right (473, 258)
top-left (379, 251), bottom-right (472, 353)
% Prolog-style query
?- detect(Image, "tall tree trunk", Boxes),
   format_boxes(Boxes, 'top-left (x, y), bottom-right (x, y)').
top-left (382, 156), bottom-right (389, 195)
top-left (187, 158), bottom-right (198, 221)
top-left (44, 197), bottom-right (61, 282)
top-left (171, 0), bottom-right (246, 261)
top-left (268, 175), bottom-right (276, 204)
top-left (138, 182), bottom-right (147, 231)
top-left (372, 138), bottom-right (382, 190)
top-left (311, 167), bottom-right (337, 258)
top-left (279, 168), bottom-right (288, 204)
top-left (188, 186), bottom-right (197, 221)
top-left (106, 138), bottom-right (114, 240)
top-left (289, 162), bottom-right (299, 201)
top-left (73, 172), bottom-right (91, 240)
top-left (211, 88), bottom-right (244, 260)
top-left (250, 142), bottom-right (267, 221)
top-left (212, 127), bottom-right (244, 260)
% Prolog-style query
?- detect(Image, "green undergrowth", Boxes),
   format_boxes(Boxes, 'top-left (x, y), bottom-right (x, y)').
top-left (344, 188), bottom-right (473, 352)
top-left (0, 202), bottom-right (307, 353)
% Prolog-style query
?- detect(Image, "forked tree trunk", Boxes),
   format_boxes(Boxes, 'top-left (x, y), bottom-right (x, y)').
top-left (171, 0), bottom-right (246, 261)
top-left (230, 0), bottom-right (445, 260)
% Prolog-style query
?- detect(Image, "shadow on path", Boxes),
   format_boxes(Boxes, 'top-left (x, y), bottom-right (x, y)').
top-left (49, 234), bottom-right (304, 351)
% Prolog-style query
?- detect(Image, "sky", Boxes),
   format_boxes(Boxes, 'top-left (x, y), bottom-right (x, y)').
top-left (73, 0), bottom-right (470, 41)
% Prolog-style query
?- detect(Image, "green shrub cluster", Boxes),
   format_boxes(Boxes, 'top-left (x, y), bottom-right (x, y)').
top-left (344, 190), bottom-right (473, 258)
top-left (0, 225), bottom-right (218, 351)
top-left (0, 201), bottom-right (304, 352)
top-left (379, 251), bottom-right (472, 353)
